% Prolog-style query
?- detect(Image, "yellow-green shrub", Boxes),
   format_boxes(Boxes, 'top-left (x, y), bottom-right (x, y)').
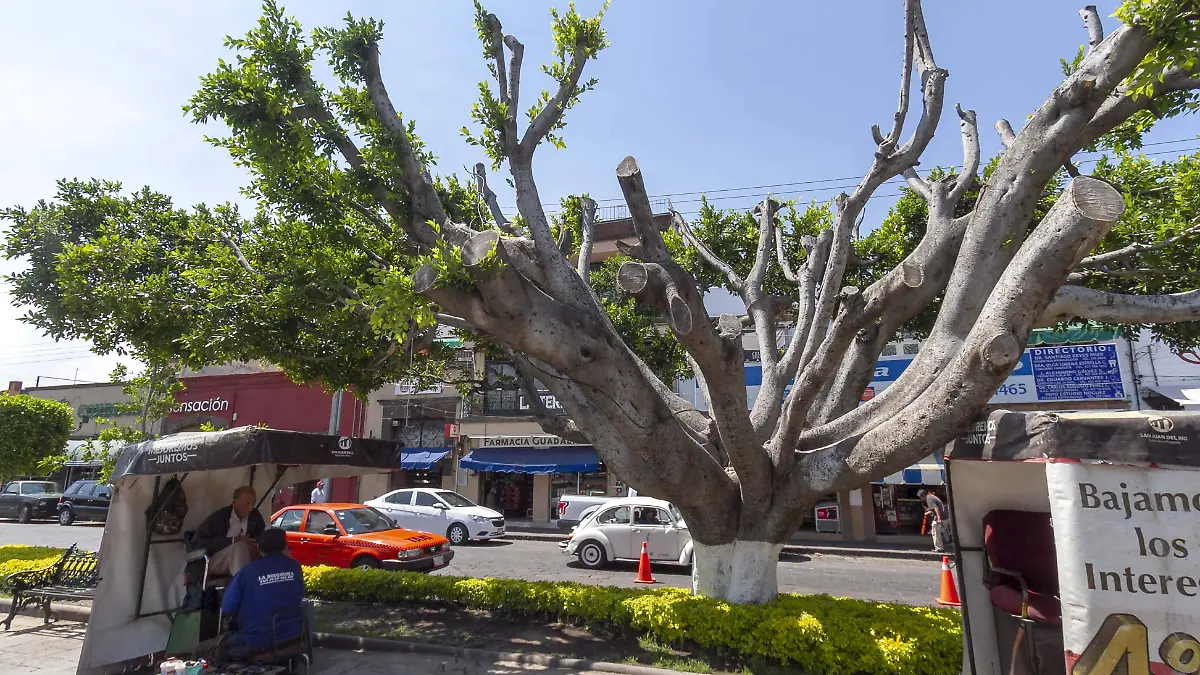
top-left (303, 566), bottom-right (961, 675)
top-left (0, 545), bottom-right (69, 592)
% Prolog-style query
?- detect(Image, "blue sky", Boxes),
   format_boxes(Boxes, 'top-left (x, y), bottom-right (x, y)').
top-left (2, 1), bottom-right (1198, 386)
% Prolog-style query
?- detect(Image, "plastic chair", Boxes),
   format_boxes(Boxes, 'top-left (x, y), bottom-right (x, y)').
top-left (982, 510), bottom-right (1064, 675)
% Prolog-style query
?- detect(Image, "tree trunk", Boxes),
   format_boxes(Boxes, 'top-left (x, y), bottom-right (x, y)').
top-left (691, 540), bottom-right (786, 604)
top-left (685, 496), bottom-right (809, 604)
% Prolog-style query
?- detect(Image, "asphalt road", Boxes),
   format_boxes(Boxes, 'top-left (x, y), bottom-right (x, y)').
top-left (0, 520), bottom-right (938, 605)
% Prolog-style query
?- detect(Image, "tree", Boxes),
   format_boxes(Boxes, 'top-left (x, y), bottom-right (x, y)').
top-left (6, 1), bottom-right (1200, 602)
top-left (0, 395), bottom-right (75, 483)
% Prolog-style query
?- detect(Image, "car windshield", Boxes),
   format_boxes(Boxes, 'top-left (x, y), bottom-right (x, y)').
top-left (23, 483), bottom-right (58, 495)
top-left (334, 508), bottom-right (395, 534)
top-left (435, 491), bottom-right (476, 508)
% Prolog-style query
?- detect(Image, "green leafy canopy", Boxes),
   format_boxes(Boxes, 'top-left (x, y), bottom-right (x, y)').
top-left (0, 395), bottom-right (74, 482)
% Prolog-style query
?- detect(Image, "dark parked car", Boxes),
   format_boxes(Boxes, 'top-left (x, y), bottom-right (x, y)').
top-left (0, 481), bottom-right (64, 523)
top-left (57, 480), bottom-right (112, 526)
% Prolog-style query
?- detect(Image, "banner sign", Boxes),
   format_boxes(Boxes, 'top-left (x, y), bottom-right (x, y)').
top-left (1047, 461), bottom-right (1200, 675)
top-left (744, 342), bottom-right (1127, 408)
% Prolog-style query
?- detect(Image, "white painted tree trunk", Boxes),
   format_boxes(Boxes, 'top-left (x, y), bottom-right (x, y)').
top-left (690, 541), bottom-right (784, 604)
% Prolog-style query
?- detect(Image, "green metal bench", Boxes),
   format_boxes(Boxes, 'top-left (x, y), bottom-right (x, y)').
top-left (2, 544), bottom-right (99, 630)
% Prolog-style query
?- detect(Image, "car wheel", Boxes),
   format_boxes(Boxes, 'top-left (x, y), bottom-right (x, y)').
top-left (58, 508), bottom-right (75, 526)
top-left (577, 541), bottom-right (607, 569)
top-left (17, 505), bottom-right (32, 524)
top-left (447, 523), bottom-right (469, 546)
top-left (350, 555), bottom-right (380, 570)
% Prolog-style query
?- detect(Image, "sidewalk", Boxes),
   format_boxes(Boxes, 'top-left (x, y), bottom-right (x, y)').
top-left (505, 523), bottom-right (941, 560)
top-left (0, 615), bottom-right (639, 675)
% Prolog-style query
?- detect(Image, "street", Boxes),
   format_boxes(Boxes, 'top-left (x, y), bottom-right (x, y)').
top-left (0, 521), bottom-right (938, 605)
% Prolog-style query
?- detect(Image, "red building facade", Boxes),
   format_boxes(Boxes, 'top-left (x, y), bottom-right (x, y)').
top-left (166, 371), bottom-right (370, 503)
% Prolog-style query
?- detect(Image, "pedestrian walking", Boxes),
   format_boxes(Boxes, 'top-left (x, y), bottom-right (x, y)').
top-left (917, 489), bottom-right (949, 552)
top-left (310, 480), bottom-right (325, 504)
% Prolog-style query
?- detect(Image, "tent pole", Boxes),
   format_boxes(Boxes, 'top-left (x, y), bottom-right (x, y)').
top-left (255, 466), bottom-right (289, 511)
top-left (135, 475), bottom-right (161, 619)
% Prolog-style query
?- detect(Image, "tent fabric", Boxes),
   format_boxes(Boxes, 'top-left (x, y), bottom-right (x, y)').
top-left (459, 447), bottom-right (600, 474)
top-left (79, 428), bottom-right (409, 674)
top-left (400, 448), bottom-right (451, 470)
top-left (946, 409), bottom-right (1200, 467)
top-left (110, 426), bottom-right (406, 481)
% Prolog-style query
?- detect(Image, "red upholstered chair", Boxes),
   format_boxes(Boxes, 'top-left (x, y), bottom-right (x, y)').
top-left (982, 510), bottom-right (1064, 675)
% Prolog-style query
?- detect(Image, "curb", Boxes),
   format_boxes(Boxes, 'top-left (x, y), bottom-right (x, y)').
top-left (314, 632), bottom-right (689, 675)
top-left (0, 598), bottom-right (91, 624)
top-left (503, 532), bottom-right (940, 561)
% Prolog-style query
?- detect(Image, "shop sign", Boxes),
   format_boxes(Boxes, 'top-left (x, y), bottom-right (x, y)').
top-left (77, 402), bottom-right (133, 419)
top-left (445, 423), bottom-right (459, 438)
top-left (478, 435), bottom-right (588, 448)
top-left (172, 396), bottom-right (231, 414)
top-left (1048, 460), bottom-right (1200, 674)
top-left (745, 342), bottom-right (1127, 408)
top-left (395, 380), bottom-right (444, 395)
top-left (518, 390), bottom-right (563, 411)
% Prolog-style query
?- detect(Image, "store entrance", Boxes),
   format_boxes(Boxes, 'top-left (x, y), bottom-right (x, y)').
top-left (482, 473), bottom-right (534, 520)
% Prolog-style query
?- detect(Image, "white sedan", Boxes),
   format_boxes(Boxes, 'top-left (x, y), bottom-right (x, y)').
top-left (365, 488), bottom-right (505, 545)
top-left (560, 496), bottom-right (693, 569)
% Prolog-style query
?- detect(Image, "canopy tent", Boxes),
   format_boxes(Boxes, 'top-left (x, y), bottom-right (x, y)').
top-left (943, 409), bottom-right (1200, 675)
top-left (458, 446), bottom-right (600, 474)
top-left (398, 448), bottom-right (451, 470)
top-left (78, 427), bottom-right (407, 674)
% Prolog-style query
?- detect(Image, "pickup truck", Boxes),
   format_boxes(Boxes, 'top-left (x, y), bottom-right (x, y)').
top-left (555, 493), bottom-right (618, 528)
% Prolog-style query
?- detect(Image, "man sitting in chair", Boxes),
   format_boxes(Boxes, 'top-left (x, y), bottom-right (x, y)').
top-left (198, 527), bottom-right (305, 661)
top-left (193, 486), bottom-right (266, 577)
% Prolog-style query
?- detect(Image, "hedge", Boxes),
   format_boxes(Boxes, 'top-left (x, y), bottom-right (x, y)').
top-left (0, 546), bottom-right (962, 674)
top-left (303, 566), bottom-right (962, 675)
top-left (0, 545), bottom-right (67, 591)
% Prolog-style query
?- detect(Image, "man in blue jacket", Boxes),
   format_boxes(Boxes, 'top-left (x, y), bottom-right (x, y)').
top-left (198, 527), bottom-right (305, 661)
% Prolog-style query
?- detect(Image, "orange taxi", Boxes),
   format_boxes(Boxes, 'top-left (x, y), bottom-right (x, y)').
top-left (269, 502), bottom-right (454, 571)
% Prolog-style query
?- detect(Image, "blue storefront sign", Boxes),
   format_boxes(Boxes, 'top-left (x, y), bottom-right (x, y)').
top-left (742, 342), bottom-right (1127, 408)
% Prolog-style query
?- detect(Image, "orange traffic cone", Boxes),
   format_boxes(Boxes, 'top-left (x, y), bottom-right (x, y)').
top-left (634, 541), bottom-right (656, 584)
top-left (935, 555), bottom-right (960, 606)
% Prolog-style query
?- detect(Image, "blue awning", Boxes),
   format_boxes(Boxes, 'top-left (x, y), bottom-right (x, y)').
top-left (458, 447), bottom-right (600, 474)
top-left (400, 448), bottom-right (451, 470)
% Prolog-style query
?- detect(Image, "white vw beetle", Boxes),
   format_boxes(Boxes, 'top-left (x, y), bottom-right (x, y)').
top-left (560, 496), bottom-right (693, 569)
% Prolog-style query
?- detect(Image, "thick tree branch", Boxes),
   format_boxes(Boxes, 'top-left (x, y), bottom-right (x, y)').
top-left (809, 25), bottom-right (1158, 452)
top-left (1041, 286), bottom-right (1200, 325)
top-left (360, 45), bottom-right (452, 241)
top-left (616, 157), bottom-right (671, 263)
top-left (1080, 6), bottom-right (1104, 55)
top-left (790, 176), bottom-right (1126, 511)
top-left (509, 354), bottom-right (591, 444)
top-left (577, 196), bottom-right (597, 279)
top-left (434, 313), bottom-right (472, 331)
top-left (799, 0), bottom-right (946, 370)
top-left (504, 36), bottom-right (524, 119)
top-left (757, 231), bottom-right (832, 439)
top-left (947, 104), bottom-right (980, 204)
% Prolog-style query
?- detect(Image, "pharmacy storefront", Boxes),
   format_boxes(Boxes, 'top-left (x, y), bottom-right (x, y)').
top-left (458, 435), bottom-right (609, 523)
